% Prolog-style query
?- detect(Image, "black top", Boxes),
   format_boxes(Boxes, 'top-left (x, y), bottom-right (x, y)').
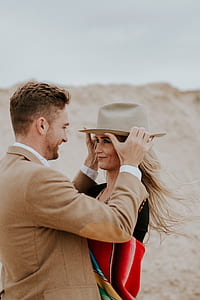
top-left (87, 183), bottom-right (149, 243)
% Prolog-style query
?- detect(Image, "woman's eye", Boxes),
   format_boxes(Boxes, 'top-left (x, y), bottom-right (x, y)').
top-left (103, 139), bottom-right (111, 143)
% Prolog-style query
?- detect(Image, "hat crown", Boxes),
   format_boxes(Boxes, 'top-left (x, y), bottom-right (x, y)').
top-left (97, 103), bottom-right (149, 132)
top-left (79, 102), bottom-right (166, 137)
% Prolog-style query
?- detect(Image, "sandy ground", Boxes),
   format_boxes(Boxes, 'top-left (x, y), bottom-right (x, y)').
top-left (0, 82), bottom-right (200, 299)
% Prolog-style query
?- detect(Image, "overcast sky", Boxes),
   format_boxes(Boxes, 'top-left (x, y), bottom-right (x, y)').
top-left (0, 0), bottom-right (199, 90)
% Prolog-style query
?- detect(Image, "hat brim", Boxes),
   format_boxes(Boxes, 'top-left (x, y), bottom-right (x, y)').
top-left (79, 128), bottom-right (166, 138)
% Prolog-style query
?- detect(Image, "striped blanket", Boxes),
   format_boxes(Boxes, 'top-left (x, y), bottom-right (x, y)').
top-left (89, 237), bottom-right (145, 300)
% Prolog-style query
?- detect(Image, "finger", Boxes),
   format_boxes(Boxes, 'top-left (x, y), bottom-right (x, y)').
top-left (93, 138), bottom-right (97, 149)
top-left (128, 127), bottom-right (139, 140)
top-left (91, 136), bottom-right (96, 143)
top-left (83, 128), bottom-right (90, 142)
top-left (147, 136), bottom-right (155, 150)
top-left (137, 127), bottom-right (146, 138)
top-left (143, 131), bottom-right (150, 142)
top-left (85, 132), bottom-right (92, 144)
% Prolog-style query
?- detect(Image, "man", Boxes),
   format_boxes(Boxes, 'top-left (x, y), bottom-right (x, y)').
top-left (0, 81), bottom-right (152, 299)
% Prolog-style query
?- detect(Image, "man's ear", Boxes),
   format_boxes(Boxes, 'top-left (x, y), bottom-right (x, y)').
top-left (36, 117), bottom-right (49, 135)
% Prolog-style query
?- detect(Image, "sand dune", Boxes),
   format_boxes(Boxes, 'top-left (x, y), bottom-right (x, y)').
top-left (0, 82), bottom-right (200, 299)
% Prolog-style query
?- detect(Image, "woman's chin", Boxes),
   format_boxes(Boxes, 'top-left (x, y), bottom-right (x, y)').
top-left (99, 166), bottom-right (108, 171)
top-left (99, 163), bottom-right (108, 171)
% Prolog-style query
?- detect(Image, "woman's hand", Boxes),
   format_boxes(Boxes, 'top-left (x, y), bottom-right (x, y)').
top-left (105, 127), bottom-right (155, 167)
top-left (84, 131), bottom-right (98, 171)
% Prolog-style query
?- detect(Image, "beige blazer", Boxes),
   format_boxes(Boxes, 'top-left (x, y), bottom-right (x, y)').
top-left (0, 146), bottom-right (148, 300)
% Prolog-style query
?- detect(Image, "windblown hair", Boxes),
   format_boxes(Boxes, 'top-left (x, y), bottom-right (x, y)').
top-left (10, 81), bottom-right (71, 136)
top-left (139, 149), bottom-right (184, 235)
top-left (117, 135), bottom-right (183, 235)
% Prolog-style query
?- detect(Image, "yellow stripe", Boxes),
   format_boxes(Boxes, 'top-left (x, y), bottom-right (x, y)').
top-left (94, 273), bottom-right (122, 300)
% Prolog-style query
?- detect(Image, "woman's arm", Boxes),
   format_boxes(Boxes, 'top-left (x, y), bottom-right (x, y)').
top-left (73, 132), bottom-right (98, 193)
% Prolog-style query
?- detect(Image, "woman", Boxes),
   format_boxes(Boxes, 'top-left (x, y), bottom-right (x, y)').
top-left (79, 103), bottom-right (181, 300)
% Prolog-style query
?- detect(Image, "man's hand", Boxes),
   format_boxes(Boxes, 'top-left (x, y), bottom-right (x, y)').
top-left (84, 131), bottom-right (98, 170)
top-left (105, 127), bottom-right (154, 167)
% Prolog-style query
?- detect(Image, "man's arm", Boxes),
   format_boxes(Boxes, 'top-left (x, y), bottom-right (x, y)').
top-left (27, 167), bottom-right (147, 243)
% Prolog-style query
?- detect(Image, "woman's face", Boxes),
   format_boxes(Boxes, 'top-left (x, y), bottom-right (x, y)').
top-left (95, 134), bottom-right (120, 172)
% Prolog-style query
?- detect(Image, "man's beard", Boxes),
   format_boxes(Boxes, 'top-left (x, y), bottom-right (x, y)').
top-left (46, 144), bottom-right (59, 160)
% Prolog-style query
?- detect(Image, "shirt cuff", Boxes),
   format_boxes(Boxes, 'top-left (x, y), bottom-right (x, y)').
top-left (80, 165), bottom-right (98, 181)
top-left (120, 165), bottom-right (142, 181)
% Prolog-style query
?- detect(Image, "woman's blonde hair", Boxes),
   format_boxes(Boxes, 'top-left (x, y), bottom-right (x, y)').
top-left (139, 149), bottom-right (184, 235)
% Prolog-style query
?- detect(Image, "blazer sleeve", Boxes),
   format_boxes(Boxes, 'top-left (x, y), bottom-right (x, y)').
top-left (26, 167), bottom-right (148, 243)
top-left (72, 170), bottom-right (97, 193)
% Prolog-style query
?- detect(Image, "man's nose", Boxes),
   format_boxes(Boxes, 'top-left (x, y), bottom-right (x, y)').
top-left (62, 131), bottom-right (68, 143)
top-left (62, 136), bottom-right (68, 143)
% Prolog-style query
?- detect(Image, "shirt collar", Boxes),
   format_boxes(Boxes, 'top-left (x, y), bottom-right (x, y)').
top-left (13, 142), bottom-right (50, 167)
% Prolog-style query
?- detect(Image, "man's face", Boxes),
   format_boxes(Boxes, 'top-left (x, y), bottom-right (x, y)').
top-left (45, 106), bottom-right (69, 160)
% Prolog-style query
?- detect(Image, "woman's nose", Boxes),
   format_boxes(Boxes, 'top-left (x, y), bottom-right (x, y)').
top-left (95, 142), bottom-right (102, 153)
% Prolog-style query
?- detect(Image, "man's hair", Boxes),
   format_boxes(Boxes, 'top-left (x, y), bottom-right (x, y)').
top-left (10, 81), bottom-right (71, 135)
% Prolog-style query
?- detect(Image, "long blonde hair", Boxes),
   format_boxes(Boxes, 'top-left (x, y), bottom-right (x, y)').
top-left (139, 149), bottom-right (184, 235)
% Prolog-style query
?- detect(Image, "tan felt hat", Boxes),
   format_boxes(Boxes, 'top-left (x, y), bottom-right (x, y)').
top-left (79, 103), bottom-right (166, 137)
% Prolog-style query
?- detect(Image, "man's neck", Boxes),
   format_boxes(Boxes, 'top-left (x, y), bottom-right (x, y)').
top-left (16, 137), bottom-right (45, 159)
top-left (13, 142), bottom-right (49, 167)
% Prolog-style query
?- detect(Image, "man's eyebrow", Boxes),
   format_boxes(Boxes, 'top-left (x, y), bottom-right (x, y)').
top-left (64, 122), bottom-right (69, 126)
